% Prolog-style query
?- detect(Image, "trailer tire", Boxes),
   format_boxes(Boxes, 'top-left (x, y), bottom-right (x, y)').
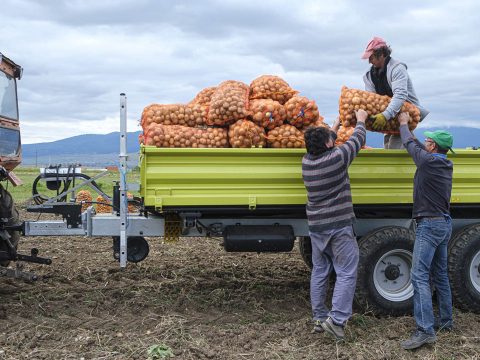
top-left (298, 236), bottom-right (312, 269)
top-left (355, 226), bottom-right (415, 316)
top-left (0, 184), bottom-right (20, 266)
top-left (448, 224), bottom-right (480, 313)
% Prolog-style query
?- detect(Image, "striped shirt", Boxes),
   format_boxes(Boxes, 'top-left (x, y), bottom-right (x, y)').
top-left (302, 123), bottom-right (366, 232)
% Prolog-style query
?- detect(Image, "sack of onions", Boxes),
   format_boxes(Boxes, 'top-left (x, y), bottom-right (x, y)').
top-left (266, 124), bottom-right (305, 148)
top-left (76, 190), bottom-right (92, 212)
top-left (299, 116), bottom-right (328, 133)
top-left (141, 103), bottom-right (207, 130)
top-left (284, 96), bottom-right (320, 128)
top-left (249, 75), bottom-right (298, 105)
top-left (96, 195), bottom-right (111, 214)
top-left (189, 86), bottom-right (216, 106)
top-left (206, 80), bottom-right (250, 126)
top-left (249, 99), bottom-right (286, 130)
top-left (228, 119), bottom-right (266, 148)
top-left (338, 86), bottom-right (420, 133)
top-left (144, 123), bottom-right (228, 148)
top-left (335, 126), bottom-right (355, 146)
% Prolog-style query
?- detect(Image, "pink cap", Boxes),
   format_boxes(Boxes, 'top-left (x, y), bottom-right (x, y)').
top-left (361, 36), bottom-right (387, 59)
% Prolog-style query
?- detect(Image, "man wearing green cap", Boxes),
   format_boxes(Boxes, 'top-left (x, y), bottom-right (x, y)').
top-left (397, 112), bottom-right (454, 350)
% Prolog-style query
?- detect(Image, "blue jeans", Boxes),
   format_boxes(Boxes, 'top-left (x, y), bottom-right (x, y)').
top-left (310, 225), bottom-right (359, 325)
top-left (412, 217), bottom-right (453, 335)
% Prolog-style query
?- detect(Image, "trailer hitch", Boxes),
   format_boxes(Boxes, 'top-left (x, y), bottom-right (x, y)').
top-left (0, 248), bottom-right (52, 265)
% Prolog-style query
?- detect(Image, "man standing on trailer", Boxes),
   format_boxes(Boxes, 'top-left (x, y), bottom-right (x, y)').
top-left (397, 112), bottom-right (454, 350)
top-left (302, 109), bottom-right (367, 341)
top-left (361, 36), bottom-right (429, 149)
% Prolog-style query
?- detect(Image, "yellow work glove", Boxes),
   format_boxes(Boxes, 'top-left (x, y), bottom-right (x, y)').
top-left (370, 113), bottom-right (387, 130)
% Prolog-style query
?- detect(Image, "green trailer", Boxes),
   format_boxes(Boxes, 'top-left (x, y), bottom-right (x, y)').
top-left (17, 95), bottom-right (480, 316)
top-left (139, 146), bottom-right (480, 315)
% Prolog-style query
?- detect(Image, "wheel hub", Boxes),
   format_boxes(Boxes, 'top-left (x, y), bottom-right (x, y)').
top-left (384, 264), bottom-right (401, 280)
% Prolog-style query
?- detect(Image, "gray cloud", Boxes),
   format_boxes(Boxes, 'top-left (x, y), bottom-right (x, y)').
top-left (1, 0), bottom-right (479, 143)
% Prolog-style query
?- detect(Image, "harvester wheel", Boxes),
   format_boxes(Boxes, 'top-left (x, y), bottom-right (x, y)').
top-left (0, 184), bottom-right (20, 266)
top-left (298, 236), bottom-right (312, 269)
top-left (355, 226), bottom-right (415, 316)
top-left (448, 224), bottom-right (480, 313)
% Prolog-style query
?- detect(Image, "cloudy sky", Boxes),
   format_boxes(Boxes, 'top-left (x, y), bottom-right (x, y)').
top-left (1, 0), bottom-right (479, 144)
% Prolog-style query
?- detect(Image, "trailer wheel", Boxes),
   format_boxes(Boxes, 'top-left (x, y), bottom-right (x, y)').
top-left (0, 184), bottom-right (20, 266)
top-left (448, 224), bottom-right (480, 313)
top-left (113, 236), bottom-right (150, 263)
top-left (355, 226), bottom-right (415, 315)
top-left (298, 236), bottom-right (312, 269)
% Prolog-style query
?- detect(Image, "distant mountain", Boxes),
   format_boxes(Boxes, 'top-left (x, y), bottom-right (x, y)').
top-left (22, 131), bottom-right (142, 157)
top-left (20, 127), bottom-right (480, 167)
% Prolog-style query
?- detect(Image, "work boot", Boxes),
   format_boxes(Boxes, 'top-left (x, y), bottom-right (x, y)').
top-left (401, 330), bottom-right (436, 350)
top-left (313, 319), bottom-right (324, 333)
top-left (321, 317), bottom-right (345, 341)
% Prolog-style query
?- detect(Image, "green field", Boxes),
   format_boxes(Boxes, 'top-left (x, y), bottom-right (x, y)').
top-left (6, 166), bottom-right (140, 206)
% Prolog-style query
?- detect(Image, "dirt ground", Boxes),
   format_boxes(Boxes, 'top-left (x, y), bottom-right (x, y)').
top-left (1, 210), bottom-right (480, 359)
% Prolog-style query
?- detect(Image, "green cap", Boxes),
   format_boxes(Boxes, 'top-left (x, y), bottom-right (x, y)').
top-left (424, 130), bottom-right (454, 153)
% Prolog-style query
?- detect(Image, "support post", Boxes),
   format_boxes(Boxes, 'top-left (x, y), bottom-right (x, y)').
top-left (119, 93), bottom-right (128, 268)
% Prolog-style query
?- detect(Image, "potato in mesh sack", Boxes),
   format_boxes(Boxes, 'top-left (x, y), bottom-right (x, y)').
top-left (338, 86), bottom-right (420, 133)
top-left (249, 75), bottom-right (298, 104)
top-left (206, 80), bottom-right (250, 126)
top-left (228, 119), bottom-right (266, 148)
top-left (335, 126), bottom-right (355, 146)
top-left (284, 96), bottom-right (320, 128)
top-left (141, 103), bottom-right (207, 130)
top-left (96, 195), bottom-right (111, 214)
top-left (249, 99), bottom-right (286, 130)
top-left (266, 124), bottom-right (305, 148)
top-left (75, 190), bottom-right (92, 212)
top-left (144, 123), bottom-right (228, 148)
top-left (189, 86), bottom-right (216, 106)
top-left (299, 116), bottom-right (328, 133)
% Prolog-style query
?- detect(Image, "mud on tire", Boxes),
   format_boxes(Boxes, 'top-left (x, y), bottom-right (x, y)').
top-left (355, 226), bottom-right (415, 316)
top-left (448, 224), bottom-right (480, 313)
top-left (0, 184), bottom-right (20, 266)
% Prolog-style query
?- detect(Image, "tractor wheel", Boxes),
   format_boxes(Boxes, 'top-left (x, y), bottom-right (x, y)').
top-left (0, 184), bottom-right (20, 266)
top-left (448, 224), bottom-right (480, 313)
top-left (355, 226), bottom-right (415, 316)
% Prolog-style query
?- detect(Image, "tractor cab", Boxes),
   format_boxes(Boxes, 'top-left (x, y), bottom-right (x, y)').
top-left (0, 52), bottom-right (22, 173)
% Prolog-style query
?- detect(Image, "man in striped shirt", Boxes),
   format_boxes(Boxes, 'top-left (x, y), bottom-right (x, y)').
top-left (302, 109), bottom-right (367, 341)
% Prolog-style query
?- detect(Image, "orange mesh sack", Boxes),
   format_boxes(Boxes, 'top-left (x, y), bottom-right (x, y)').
top-left (266, 124), bottom-right (305, 148)
top-left (141, 103), bottom-right (207, 130)
top-left (300, 116), bottom-right (328, 133)
top-left (249, 75), bottom-right (298, 104)
top-left (335, 126), bottom-right (355, 146)
top-left (144, 123), bottom-right (228, 148)
top-left (189, 86), bottom-right (216, 106)
top-left (96, 195), bottom-right (111, 214)
top-left (75, 190), bottom-right (92, 212)
top-left (228, 119), bottom-right (266, 148)
top-left (284, 96), bottom-right (320, 128)
top-left (249, 99), bottom-right (286, 130)
top-left (338, 86), bottom-right (420, 133)
top-left (206, 80), bottom-right (250, 126)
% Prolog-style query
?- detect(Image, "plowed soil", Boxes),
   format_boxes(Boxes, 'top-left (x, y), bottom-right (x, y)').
top-left (1, 210), bottom-right (479, 359)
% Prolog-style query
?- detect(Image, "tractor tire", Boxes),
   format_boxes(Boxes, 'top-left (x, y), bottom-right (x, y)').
top-left (0, 184), bottom-right (20, 266)
top-left (355, 226), bottom-right (415, 316)
top-left (298, 236), bottom-right (312, 269)
top-left (448, 224), bottom-right (480, 313)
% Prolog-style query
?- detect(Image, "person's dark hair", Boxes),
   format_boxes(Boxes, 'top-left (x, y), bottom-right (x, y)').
top-left (304, 127), bottom-right (334, 155)
top-left (372, 46), bottom-right (392, 58)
